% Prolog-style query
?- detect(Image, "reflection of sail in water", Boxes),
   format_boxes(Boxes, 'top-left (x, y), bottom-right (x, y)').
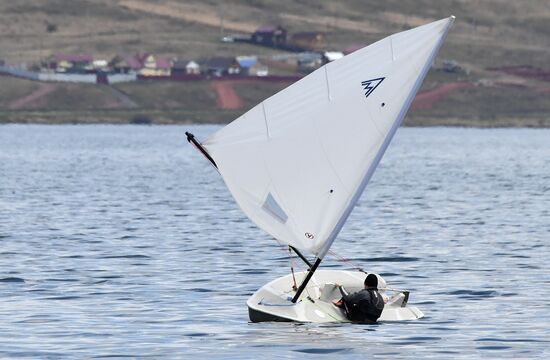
top-left (187, 16), bottom-right (455, 322)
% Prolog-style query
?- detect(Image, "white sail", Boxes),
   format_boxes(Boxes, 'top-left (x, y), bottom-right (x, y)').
top-left (203, 17), bottom-right (455, 257)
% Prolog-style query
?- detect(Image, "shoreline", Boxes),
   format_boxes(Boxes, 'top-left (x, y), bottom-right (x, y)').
top-left (1, 116), bottom-right (549, 128)
top-left (2, 74), bottom-right (549, 129)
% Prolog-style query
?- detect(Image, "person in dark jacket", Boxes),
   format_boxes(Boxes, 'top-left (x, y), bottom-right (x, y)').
top-left (333, 273), bottom-right (385, 323)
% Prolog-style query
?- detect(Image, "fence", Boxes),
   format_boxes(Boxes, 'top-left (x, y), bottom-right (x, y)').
top-left (0, 66), bottom-right (137, 84)
top-left (0, 65), bottom-right (297, 84)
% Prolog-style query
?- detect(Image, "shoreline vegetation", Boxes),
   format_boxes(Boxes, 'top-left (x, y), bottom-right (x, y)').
top-left (4, 120), bottom-right (549, 129)
top-left (1, 111), bottom-right (549, 128)
top-left (1, 73), bottom-right (548, 128)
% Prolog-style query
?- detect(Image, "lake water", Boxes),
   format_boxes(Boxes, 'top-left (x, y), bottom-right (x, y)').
top-left (0, 124), bottom-right (548, 359)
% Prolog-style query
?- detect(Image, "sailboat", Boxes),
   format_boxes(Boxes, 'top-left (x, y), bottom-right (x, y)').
top-left (186, 16), bottom-right (455, 322)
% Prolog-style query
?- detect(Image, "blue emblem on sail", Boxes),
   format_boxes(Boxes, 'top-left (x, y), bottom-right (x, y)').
top-left (361, 77), bottom-right (385, 98)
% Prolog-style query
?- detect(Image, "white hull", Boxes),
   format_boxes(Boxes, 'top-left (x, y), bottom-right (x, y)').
top-left (247, 270), bottom-right (424, 323)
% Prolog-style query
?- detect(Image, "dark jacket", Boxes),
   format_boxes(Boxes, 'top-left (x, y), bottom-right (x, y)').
top-left (341, 287), bottom-right (385, 323)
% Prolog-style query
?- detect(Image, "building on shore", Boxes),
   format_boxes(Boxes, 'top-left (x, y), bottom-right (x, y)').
top-left (250, 25), bottom-right (287, 48)
top-left (204, 57), bottom-right (242, 77)
top-left (172, 59), bottom-right (201, 75)
top-left (45, 54), bottom-right (94, 73)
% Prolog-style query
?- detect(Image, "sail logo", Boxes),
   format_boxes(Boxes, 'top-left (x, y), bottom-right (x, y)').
top-left (361, 77), bottom-right (385, 98)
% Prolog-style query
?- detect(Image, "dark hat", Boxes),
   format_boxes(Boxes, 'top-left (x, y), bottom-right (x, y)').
top-left (364, 273), bottom-right (378, 288)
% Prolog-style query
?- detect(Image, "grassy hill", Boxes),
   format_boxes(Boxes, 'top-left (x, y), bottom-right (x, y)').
top-left (0, 0), bottom-right (549, 126)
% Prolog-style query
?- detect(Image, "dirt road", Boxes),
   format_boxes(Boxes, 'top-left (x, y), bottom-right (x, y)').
top-left (411, 82), bottom-right (475, 110)
top-left (8, 83), bottom-right (56, 109)
top-left (211, 81), bottom-right (243, 110)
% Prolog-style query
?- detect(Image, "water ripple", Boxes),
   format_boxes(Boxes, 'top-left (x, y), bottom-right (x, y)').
top-left (0, 277), bottom-right (25, 283)
top-left (0, 125), bottom-right (548, 358)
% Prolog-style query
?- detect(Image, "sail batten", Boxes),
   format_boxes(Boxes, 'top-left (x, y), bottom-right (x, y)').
top-left (203, 17), bottom-right (455, 257)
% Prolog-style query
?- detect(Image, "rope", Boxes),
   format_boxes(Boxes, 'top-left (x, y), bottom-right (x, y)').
top-left (327, 249), bottom-right (366, 273)
top-left (288, 246), bottom-right (298, 291)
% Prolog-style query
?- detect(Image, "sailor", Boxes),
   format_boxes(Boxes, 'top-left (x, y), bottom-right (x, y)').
top-left (333, 273), bottom-right (385, 323)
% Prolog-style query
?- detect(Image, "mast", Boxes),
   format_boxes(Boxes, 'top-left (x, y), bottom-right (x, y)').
top-left (291, 257), bottom-right (322, 303)
top-left (186, 17), bottom-right (456, 305)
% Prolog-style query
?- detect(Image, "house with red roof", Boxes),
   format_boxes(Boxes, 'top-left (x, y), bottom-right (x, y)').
top-left (110, 53), bottom-right (172, 76)
top-left (137, 53), bottom-right (171, 76)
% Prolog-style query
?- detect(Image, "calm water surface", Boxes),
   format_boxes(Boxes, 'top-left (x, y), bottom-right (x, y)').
top-left (0, 125), bottom-right (549, 359)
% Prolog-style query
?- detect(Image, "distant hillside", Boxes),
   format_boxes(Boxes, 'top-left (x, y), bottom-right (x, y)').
top-left (0, 0), bottom-right (549, 126)
top-left (1, 0), bottom-right (548, 67)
